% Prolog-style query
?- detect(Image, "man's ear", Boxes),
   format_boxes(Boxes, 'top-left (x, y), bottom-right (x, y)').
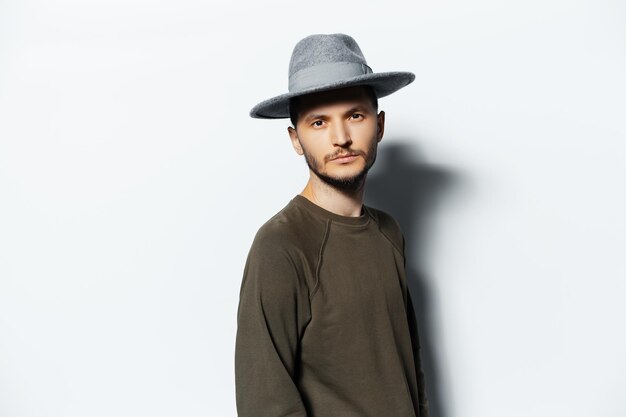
top-left (376, 110), bottom-right (385, 143)
top-left (288, 126), bottom-right (304, 155)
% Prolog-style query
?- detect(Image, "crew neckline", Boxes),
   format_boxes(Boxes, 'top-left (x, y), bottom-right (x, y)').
top-left (292, 194), bottom-right (370, 226)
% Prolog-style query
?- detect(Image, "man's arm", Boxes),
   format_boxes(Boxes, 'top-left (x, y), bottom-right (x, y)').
top-left (407, 291), bottom-right (429, 417)
top-left (235, 235), bottom-right (311, 417)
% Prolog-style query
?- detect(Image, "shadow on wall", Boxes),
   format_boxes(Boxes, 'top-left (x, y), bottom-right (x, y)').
top-left (365, 141), bottom-right (458, 417)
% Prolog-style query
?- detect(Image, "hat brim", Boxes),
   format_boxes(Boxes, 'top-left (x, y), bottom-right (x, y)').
top-left (249, 71), bottom-right (415, 119)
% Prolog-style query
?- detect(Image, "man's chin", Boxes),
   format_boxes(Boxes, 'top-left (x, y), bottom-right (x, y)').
top-left (315, 169), bottom-right (368, 191)
top-left (304, 152), bottom-right (374, 191)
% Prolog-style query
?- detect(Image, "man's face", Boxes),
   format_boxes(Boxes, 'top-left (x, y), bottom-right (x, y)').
top-left (287, 86), bottom-right (385, 191)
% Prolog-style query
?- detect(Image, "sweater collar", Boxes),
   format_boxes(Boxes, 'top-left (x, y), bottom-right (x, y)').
top-left (292, 194), bottom-right (370, 226)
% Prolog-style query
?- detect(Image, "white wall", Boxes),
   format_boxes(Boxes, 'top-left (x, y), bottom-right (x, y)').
top-left (1, 1), bottom-right (624, 416)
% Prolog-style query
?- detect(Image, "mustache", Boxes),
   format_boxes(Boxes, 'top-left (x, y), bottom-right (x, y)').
top-left (324, 149), bottom-right (366, 162)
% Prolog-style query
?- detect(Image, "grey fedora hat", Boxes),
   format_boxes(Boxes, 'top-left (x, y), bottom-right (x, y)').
top-left (250, 33), bottom-right (415, 119)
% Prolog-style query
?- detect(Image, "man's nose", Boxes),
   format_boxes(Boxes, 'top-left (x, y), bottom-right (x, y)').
top-left (331, 122), bottom-right (352, 147)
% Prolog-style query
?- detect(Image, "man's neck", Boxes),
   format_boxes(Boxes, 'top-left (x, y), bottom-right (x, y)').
top-left (300, 173), bottom-right (365, 217)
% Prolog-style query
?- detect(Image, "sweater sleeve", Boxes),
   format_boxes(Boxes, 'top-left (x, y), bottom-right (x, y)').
top-left (235, 234), bottom-right (311, 417)
top-left (401, 231), bottom-right (429, 417)
top-left (407, 290), bottom-right (430, 417)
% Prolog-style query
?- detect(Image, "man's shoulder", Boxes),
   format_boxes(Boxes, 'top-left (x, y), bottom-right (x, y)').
top-left (251, 198), bottom-right (325, 252)
top-left (253, 207), bottom-right (298, 247)
top-left (365, 205), bottom-right (405, 253)
top-left (241, 199), bottom-right (326, 293)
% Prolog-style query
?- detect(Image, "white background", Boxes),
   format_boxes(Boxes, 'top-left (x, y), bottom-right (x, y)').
top-left (1, 1), bottom-right (625, 416)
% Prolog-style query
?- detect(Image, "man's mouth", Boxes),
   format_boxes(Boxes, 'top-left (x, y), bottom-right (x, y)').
top-left (329, 153), bottom-right (360, 163)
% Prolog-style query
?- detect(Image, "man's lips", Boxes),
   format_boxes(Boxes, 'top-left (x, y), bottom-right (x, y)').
top-left (329, 153), bottom-right (359, 163)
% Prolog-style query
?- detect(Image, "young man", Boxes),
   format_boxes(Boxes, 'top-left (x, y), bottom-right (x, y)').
top-left (235, 33), bottom-right (428, 417)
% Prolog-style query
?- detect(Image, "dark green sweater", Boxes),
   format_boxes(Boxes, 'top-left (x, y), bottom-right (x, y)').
top-left (235, 195), bottom-right (428, 417)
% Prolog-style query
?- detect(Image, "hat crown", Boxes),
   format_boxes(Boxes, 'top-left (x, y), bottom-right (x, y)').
top-left (288, 33), bottom-right (368, 79)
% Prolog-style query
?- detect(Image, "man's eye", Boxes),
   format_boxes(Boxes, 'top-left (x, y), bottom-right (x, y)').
top-left (312, 120), bottom-right (324, 127)
top-left (351, 113), bottom-right (363, 120)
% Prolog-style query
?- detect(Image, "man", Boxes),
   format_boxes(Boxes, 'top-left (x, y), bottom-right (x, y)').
top-left (235, 33), bottom-right (428, 417)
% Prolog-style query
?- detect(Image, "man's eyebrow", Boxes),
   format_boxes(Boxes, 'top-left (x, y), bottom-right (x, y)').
top-left (343, 106), bottom-right (370, 116)
top-left (303, 113), bottom-right (328, 123)
top-left (303, 106), bottom-right (372, 123)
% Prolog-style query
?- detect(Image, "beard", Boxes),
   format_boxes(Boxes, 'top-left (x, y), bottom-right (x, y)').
top-left (302, 141), bottom-right (378, 192)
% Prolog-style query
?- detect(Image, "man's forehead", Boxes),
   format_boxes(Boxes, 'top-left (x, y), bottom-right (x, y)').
top-left (294, 86), bottom-right (374, 115)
